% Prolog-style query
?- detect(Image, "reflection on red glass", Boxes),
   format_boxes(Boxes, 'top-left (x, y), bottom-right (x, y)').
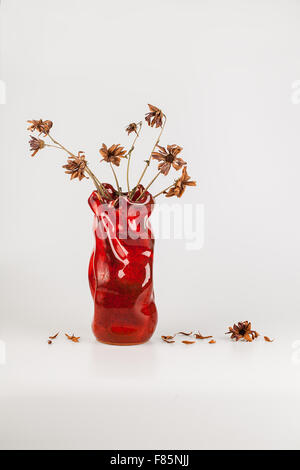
top-left (88, 184), bottom-right (158, 345)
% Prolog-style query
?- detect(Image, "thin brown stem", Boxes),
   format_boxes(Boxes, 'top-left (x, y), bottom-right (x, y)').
top-left (136, 171), bottom-right (161, 201)
top-left (47, 133), bottom-right (112, 200)
top-left (153, 183), bottom-right (175, 199)
top-left (110, 162), bottom-right (121, 194)
top-left (130, 114), bottom-right (167, 199)
top-left (47, 134), bottom-right (75, 158)
top-left (45, 144), bottom-right (62, 150)
top-left (85, 167), bottom-right (103, 199)
top-left (126, 121), bottom-right (142, 193)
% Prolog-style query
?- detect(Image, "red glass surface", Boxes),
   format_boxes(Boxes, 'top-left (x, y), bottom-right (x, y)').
top-left (88, 184), bottom-right (158, 345)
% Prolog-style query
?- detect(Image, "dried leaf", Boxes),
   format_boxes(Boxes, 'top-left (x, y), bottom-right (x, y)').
top-left (65, 333), bottom-right (80, 343)
top-left (209, 340), bottom-right (216, 344)
top-left (182, 340), bottom-right (195, 345)
top-left (264, 336), bottom-right (274, 342)
top-left (49, 332), bottom-right (59, 339)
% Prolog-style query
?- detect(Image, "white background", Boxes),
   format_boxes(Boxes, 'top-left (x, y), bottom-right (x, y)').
top-left (1, 0), bottom-right (300, 450)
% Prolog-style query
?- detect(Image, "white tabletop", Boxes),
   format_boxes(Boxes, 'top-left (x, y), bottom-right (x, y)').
top-left (1, 324), bottom-right (299, 450)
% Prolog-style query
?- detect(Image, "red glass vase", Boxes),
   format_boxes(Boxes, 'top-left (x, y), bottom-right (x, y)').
top-left (88, 184), bottom-right (158, 345)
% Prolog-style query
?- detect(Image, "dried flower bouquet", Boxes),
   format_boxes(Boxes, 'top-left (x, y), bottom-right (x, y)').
top-left (27, 104), bottom-right (196, 202)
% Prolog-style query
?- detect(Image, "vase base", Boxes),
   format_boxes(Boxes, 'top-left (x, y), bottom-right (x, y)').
top-left (96, 338), bottom-right (148, 346)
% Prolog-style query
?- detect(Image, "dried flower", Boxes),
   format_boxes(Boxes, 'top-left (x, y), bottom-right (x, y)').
top-left (62, 152), bottom-right (87, 181)
top-left (27, 119), bottom-right (53, 136)
top-left (65, 333), bottom-right (80, 343)
top-left (125, 123), bottom-right (138, 135)
top-left (165, 167), bottom-right (196, 198)
top-left (152, 145), bottom-right (186, 176)
top-left (225, 321), bottom-right (259, 342)
top-left (49, 332), bottom-right (59, 339)
top-left (264, 336), bottom-right (274, 342)
top-left (29, 136), bottom-right (45, 157)
top-left (99, 144), bottom-right (127, 167)
top-left (145, 104), bottom-right (164, 128)
top-left (182, 340), bottom-right (195, 345)
top-left (209, 340), bottom-right (216, 344)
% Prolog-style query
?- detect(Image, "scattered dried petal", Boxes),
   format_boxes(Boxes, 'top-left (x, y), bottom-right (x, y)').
top-left (209, 340), bottom-right (216, 344)
top-left (182, 340), bottom-right (195, 345)
top-left (48, 340), bottom-right (52, 345)
top-left (194, 333), bottom-right (213, 339)
top-left (264, 336), bottom-right (274, 342)
top-left (161, 336), bottom-right (175, 344)
top-left (177, 331), bottom-right (193, 336)
top-left (49, 332), bottom-right (59, 339)
top-left (65, 333), bottom-right (80, 343)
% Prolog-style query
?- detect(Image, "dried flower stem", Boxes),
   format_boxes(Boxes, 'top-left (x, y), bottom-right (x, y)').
top-left (153, 184), bottom-right (175, 199)
top-left (47, 133), bottom-right (111, 200)
top-left (109, 162), bottom-right (121, 194)
top-left (126, 122), bottom-right (142, 193)
top-left (48, 134), bottom-right (75, 158)
top-left (45, 144), bottom-right (62, 150)
top-left (130, 115), bottom-right (167, 199)
top-left (136, 171), bottom-right (161, 201)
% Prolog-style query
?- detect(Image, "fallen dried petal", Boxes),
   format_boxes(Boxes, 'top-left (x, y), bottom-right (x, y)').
top-left (209, 340), bottom-right (216, 344)
top-left (161, 335), bottom-right (175, 341)
top-left (194, 333), bottom-right (213, 339)
top-left (65, 333), bottom-right (80, 343)
top-left (161, 337), bottom-right (175, 343)
top-left (49, 332), bottom-right (59, 339)
top-left (48, 340), bottom-right (52, 345)
top-left (182, 340), bottom-right (195, 345)
top-left (264, 336), bottom-right (274, 342)
top-left (243, 333), bottom-right (252, 342)
top-left (177, 331), bottom-right (193, 336)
